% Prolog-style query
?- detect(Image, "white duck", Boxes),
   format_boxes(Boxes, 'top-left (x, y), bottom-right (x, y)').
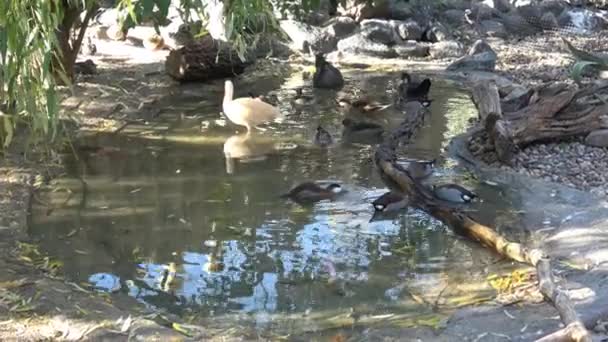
top-left (222, 80), bottom-right (281, 131)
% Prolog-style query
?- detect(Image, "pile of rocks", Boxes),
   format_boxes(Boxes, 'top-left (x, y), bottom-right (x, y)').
top-left (277, 0), bottom-right (608, 65)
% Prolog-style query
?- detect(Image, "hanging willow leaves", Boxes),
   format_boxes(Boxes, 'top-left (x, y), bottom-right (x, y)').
top-left (1, 0), bottom-right (331, 149)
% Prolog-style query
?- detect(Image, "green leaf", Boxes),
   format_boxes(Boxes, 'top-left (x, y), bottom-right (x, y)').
top-left (571, 61), bottom-right (600, 83)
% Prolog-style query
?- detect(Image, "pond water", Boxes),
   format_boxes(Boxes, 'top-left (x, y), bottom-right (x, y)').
top-left (29, 69), bottom-right (521, 337)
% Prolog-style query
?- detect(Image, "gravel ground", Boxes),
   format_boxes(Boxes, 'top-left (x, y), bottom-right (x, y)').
top-left (464, 27), bottom-right (608, 197)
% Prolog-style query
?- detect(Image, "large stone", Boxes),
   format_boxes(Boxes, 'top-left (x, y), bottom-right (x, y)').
top-left (423, 21), bottom-right (451, 42)
top-left (446, 40), bottom-right (497, 72)
top-left (483, 0), bottom-right (513, 13)
top-left (323, 16), bottom-right (358, 39)
top-left (360, 19), bottom-right (400, 45)
top-left (394, 41), bottom-right (430, 58)
top-left (443, 9), bottom-right (466, 25)
top-left (429, 41), bottom-right (463, 59)
top-left (585, 129), bottom-right (608, 148)
top-left (338, 0), bottom-right (391, 22)
top-left (480, 20), bottom-right (508, 38)
top-left (279, 20), bottom-right (337, 53)
top-left (540, 12), bottom-right (559, 30)
top-left (337, 33), bottom-right (397, 58)
top-left (388, 0), bottom-right (413, 20)
top-left (558, 8), bottom-right (606, 33)
top-left (539, 0), bottom-right (569, 17)
top-left (395, 19), bottom-right (424, 41)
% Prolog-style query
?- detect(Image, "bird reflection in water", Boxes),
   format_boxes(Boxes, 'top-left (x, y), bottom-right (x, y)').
top-left (223, 132), bottom-right (277, 174)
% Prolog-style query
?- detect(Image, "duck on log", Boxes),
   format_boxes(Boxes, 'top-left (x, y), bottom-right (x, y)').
top-left (375, 98), bottom-right (591, 341)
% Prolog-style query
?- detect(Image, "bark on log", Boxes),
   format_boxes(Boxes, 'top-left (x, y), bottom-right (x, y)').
top-left (375, 100), bottom-right (591, 342)
top-left (535, 258), bottom-right (591, 342)
top-left (477, 82), bottom-right (608, 165)
top-left (165, 36), bottom-right (250, 82)
top-left (471, 80), bottom-right (502, 122)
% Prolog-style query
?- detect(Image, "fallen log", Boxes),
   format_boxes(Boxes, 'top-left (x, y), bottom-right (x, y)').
top-left (165, 35), bottom-right (250, 82)
top-left (471, 80), bottom-right (501, 122)
top-left (375, 101), bottom-right (591, 341)
top-left (474, 81), bottom-right (608, 165)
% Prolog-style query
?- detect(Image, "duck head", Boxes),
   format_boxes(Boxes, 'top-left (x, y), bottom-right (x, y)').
top-left (401, 72), bottom-right (412, 83)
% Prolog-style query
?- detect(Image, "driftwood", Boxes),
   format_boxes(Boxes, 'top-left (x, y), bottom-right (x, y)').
top-left (471, 80), bottom-right (501, 122)
top-left (471, 81), bottom-right (608, 164)
top-left (375, 101), bottom-right (591, 341)
top-left (165, 36), bottom-right (250, 82)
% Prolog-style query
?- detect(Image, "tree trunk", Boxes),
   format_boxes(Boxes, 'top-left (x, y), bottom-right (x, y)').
top-left (54, 2), bottom-right (98, 83)
top-left (165, 36), bottom-right (250, 82)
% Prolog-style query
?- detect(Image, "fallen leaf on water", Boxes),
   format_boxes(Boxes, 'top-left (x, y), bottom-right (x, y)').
top-left (130, 188), bottom-right (142, 194)
top-left (172, 323), bottom-right (194, 337)
top-left (120, 315), bottom-right (132, 332)
top-left (66, 229), bottom-right (78, 237)
top-left (74, 249), bottom-right (88, 255)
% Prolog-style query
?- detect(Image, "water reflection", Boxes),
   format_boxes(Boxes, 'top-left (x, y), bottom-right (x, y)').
top-left (27, 71), bottom-right (506, 333)
top-left (223, 132), bottom-right (277, 174)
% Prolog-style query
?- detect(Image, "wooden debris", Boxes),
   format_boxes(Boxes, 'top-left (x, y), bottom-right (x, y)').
top-left (375, 100), bottom-right (591, 341)
top-left (165, 36), bottom-right (250, 82)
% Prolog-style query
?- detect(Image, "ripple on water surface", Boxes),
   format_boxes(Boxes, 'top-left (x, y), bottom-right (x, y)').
top-left (29, 72), bottom-right (512, 335)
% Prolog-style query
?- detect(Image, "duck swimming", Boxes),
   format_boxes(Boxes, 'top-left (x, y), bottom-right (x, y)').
top-left (314, 125), bottom-right (333, 147)
top-left (281, 182), bottom-right (343, 204)
top-left (313, 54), bottom-right (344, 89)
top-left (223, 80), bottom-right (280, 131)
top-left (372, 192), bottom-right (408, 213)
top-left (337, 97), bottom-right (392, 114)
top-left (398, 72), bottom-right (432, 100)
top-left (432, 184), bottom-right (477, 203)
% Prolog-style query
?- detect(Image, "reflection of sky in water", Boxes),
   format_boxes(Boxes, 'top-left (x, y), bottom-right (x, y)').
top-left (32, 75), bottom-right (496, 323)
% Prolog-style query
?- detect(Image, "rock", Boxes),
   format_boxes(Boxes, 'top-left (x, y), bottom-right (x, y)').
top-left (516, 4), bottom-right (542, 25)
top-left (337, 33), bottom-right (397, 58)
top-left (279, 20), bottom-right (337, 53)
top-left (499, 12), bottom-right (540, 36)
top-left (443, 9), bottom-right (466, 25)
top-left (395, 41), bottom-right (430, 58)
top-left (558, 8), bottom-right (606, 33)
top-left (95, 8), bottom-right (120, 26)
top-left (422, 21), bottom-right (451, 42)
top-left (429, 41), bottom-right (463, 59)
top-left (540, 12), bottom-right (559, 30)
top-left (540, 0), bottom-right (569, 17)
top-left (485, 0), bottom-right (513, 12)
top-left (360, 19), bottom-right (400, 44)
top-left (324, 16), bottom-right (358, 39)
top-left (446, 40), bottom-right (497, 72)
top-left (388, 0), bottom-right (413, 20)
top-left (585, 130), bottom-right (608, 148)
top-left (470, 3), bottom-right (500, 21)
top-left (480, 20), bottom-right (508, 38)
top-left (396, 19), bottom-right (424, 41)
top-left (74, 60), bottom-right (97, 75)
top-left (338, 0), bottom-right (391, 22)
